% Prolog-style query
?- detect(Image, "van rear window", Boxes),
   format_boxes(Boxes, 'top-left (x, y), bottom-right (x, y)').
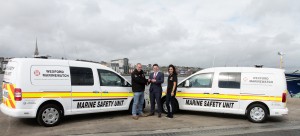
top-left (3, 61), bottom-right (18, 84)
top-left (218, 72), bottom-right (241, 89)
top-left (70, 67), bottom-right (94, 86)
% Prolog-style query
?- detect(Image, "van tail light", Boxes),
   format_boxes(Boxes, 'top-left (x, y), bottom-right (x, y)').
top-left (14, 88), bottom-right (22, 101)
top-left (282, 92), bottom-right (287, 103)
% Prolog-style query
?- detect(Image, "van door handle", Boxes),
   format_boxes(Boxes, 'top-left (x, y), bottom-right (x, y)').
top-left (204, 92), bottom-right (210, 94)
top-left (213, 93), bottom-right (220, 94)
top-left (103, 91), bottom-right (108, 93)
top-left (177, 90), bottom-right (182, 92)
top-left (93, 91), bottom-right (100, 93)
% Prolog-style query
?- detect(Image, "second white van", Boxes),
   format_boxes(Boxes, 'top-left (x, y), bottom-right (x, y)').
top-left (162, 67), bottom-right (288, 123)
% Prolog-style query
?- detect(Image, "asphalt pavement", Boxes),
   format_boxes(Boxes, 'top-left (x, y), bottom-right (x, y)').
top-left (1, 74), bottom-right (300, 136)
top-left (0, 98), bottom-right (300, 136)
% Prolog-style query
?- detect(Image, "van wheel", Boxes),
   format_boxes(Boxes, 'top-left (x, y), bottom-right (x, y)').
top-left (37, 104), bottom-right (62, 127)
top-left (162, 97), bottom-right (178, 114)
top-left (128, 100), bottom-right (133, 114)
top-left (247, 104), bottom-right (268, 123)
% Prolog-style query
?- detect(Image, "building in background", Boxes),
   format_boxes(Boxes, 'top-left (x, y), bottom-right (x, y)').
top-left (34, 38), bottom-right (39, 58)
top-left (111, 58), bottom-right (129, 74)
top-left (100, 61), bottom-right (111, 67)
top-left (129, 63), bottom-right (135, 74)
top-left (33, 38), bottom-right (51, 59)
top-left (110, 63), bottom-right (120, 73)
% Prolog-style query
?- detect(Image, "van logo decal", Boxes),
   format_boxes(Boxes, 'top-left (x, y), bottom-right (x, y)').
top-left (34, 70), bottom-right (40, 76)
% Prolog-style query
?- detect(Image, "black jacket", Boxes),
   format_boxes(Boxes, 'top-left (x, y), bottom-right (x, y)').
top-left (131, 69), bottom-right (148, 92)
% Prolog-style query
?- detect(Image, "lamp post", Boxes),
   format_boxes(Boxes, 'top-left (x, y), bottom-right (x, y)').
top-left (278, 52), bottom-right (285, 69)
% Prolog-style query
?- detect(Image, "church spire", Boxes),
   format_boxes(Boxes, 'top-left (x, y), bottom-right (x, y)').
top-left (34, 38), bottom-right (39, 57)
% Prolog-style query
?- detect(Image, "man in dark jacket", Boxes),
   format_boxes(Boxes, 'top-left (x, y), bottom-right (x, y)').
top-left (131, 63), bottom-right (148, 120)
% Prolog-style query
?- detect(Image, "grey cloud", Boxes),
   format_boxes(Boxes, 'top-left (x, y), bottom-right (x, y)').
top-left (0, 0), bottom-right (299, 72)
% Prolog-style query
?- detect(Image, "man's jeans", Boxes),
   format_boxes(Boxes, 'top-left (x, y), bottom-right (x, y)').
top-left (132, 92), bottom-right (144, 116)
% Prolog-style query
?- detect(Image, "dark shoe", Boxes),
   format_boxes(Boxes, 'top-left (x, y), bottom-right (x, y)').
top-left (158, 113), bottom-right (161, 118)
top-left (132, 116), bottom-right (139, 120)
top-left (147, 113), bottom-right (154, 116)
top-left (165, 115), bottom-right (173, 119)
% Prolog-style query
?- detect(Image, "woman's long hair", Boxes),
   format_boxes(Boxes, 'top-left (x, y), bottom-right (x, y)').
top-left (168, 64), bottom-right (177, 75)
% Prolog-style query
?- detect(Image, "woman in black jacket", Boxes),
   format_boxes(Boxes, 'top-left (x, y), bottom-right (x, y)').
top-left (165, 64), bottom-right (178, 118)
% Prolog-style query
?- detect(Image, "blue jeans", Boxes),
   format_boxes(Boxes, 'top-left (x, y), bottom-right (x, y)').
top-left (132, 92), bottom-right (144, 116)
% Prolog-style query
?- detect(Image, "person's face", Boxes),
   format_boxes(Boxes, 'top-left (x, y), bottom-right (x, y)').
top-left (153, 66), bottom-right (159, 72)
top-left (136, 64), bottom-right (142, 72)
top-left (168, 67), bottom-right (174, 74)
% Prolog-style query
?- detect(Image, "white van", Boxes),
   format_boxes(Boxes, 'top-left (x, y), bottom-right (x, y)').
top-left (162, 67), bottom-right (288, 123)
top-left (1, 58), bottom-right (138, 127)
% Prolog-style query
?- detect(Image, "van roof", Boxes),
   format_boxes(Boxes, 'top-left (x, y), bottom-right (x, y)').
top-left (10, 58), bottom-right (112, 71)
top-left (196, 67), bottom-right (284, 74)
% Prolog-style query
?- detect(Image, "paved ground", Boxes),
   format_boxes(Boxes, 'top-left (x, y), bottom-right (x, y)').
top-left (1, 74), bottom-right (300, 135)
top-left (0, 98), bottom-right (300, 136)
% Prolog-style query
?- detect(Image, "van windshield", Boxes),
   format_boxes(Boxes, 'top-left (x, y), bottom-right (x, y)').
top-left (3, 61), bottom-right (18, 84)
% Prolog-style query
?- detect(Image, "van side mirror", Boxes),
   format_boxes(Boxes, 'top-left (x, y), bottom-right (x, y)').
top-left (123, 81), bottom-right (128, 86)
top-left (184, 80), bottom-right (190, 87)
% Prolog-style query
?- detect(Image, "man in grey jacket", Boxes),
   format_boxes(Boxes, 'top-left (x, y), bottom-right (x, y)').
top-left (147, 64), bottom-right (164, 118)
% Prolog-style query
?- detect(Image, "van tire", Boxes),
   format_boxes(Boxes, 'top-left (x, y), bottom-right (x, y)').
top-left (37, 104), bottom-right (62, 127)
top-left (247, 104), bottom-right (268, 123)
top-left (128, 100), bottom-right (133, 114)
top-left (162, 97), bottom-right (179, 114)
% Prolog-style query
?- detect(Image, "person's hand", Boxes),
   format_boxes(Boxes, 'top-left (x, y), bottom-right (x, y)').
top-left (151, 79), bottom-right (156, 82)
top-left (148, 79), bottom-right (151, 82)
top-left (171, 92), bottom-right (174, 96)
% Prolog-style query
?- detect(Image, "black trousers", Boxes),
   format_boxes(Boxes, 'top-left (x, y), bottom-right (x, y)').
top-left (150, 91), bottom-right (162, 113)
top-left (166, 92), bottom-right (175, 117)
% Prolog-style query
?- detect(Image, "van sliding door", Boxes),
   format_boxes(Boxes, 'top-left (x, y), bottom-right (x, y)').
top-left (70, 66), bottom-right (101, 114)
top-left (216, 72), bottom-right (241, 113)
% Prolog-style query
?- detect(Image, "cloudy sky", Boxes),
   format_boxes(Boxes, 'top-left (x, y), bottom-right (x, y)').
top-left (0, 0), bottom-right (299, 71)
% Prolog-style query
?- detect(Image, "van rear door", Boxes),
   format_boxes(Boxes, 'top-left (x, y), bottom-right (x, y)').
top-left (2, 60), bottom-right (18, 109)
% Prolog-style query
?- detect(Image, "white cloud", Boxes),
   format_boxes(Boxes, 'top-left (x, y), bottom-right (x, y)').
top-left (0, 0), bottom-right (299, 72)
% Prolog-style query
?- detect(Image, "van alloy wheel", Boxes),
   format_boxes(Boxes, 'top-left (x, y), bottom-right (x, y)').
top-left (163, 101), bottom-right (172, 114)
top-left (247, 104), bottom-right (268, 123)
top-left (250, 107), bottom-right (265, 121)
top-left (42, 108), bottom-right (59, 125)
top-left (37, 104), bottom-right (62, 127)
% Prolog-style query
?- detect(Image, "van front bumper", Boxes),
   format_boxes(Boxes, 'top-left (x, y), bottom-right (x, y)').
top-left (270, 108), bottom-right (288, 116)
top-left (0, 103), bottom-right (36, 118)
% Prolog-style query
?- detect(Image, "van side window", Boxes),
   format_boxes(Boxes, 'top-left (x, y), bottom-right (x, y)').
top-left (184, 73), bottom-right (213, 88)
top-left (70, 67), bottom-right (94, 86)
top-left (98, 69), bottom-right (128, 87)
top-left (218, 72), bottom-right (241, 89)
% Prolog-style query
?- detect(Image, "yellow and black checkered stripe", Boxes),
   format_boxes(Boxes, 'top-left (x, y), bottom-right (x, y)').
top-left (2, 83), bottom-right (16, 109)
top-left (176, 92), bottom-right (282, 102)
top-left (21, 92), bottom-right (134, 99)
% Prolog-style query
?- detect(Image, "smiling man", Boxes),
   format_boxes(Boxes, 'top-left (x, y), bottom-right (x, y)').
top-left (131, 63), bottom-right (148, 120)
